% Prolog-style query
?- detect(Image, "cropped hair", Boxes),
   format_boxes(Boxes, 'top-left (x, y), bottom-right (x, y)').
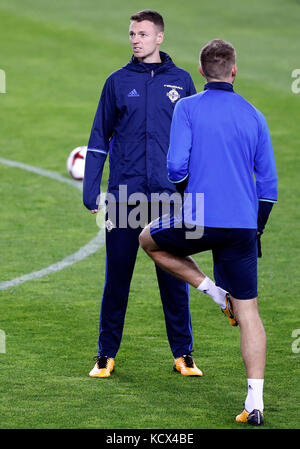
top-left (130, 10), bottom-right (164, 32)
top-left (200, 39), bottom-right (236, 80)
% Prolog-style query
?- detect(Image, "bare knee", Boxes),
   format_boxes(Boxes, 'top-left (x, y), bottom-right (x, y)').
top-left (139, 226), bottom-right (156, 253)
top-left (139, 227), bottom-right (147, 249)
top-left (231, 297), bottom-right (264, 330)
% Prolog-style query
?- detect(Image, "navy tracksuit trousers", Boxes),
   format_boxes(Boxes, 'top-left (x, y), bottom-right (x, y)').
top-left (97, 203), bottom-right (193, 359)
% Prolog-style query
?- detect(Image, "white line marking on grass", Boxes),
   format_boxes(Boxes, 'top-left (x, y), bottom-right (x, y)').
top-left (0, 157), bottom-right (105, 290)
top-left (0, 157), bottom-right (83, 191)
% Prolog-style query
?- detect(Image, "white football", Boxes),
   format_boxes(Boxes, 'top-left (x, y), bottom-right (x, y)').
top-left (67, 146), bottom-right (87, 180)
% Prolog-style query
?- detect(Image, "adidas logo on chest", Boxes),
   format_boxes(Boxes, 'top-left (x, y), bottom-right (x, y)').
top-left (128, 89), bottom-right (140, 97)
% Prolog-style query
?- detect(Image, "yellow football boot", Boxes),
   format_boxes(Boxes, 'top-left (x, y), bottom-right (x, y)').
top-left (222, 293), bottom-right (238, 326)
top-left (89, 355), bottom-right (115, 378)
top-left (173, 354), bottom-right (203, 376)
top-left (236, 409), bottom-right (264, 425)
top-left (236, 409), bottom-right (250, 423)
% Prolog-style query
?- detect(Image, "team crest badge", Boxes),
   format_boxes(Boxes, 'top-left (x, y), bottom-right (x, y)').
top-left (105, 219), bottom-right (115, 232)
top-left (167, 88), bottom-right (180, 103)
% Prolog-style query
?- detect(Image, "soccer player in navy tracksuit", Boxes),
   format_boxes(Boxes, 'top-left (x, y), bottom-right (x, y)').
top-left (83, 10), bottom-right (204, 378)
top-left (140, 39), bottom-right (278, 425)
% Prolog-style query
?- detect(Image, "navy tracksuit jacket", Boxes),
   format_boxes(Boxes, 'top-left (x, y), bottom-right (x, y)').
top-left (83, 52), bottom-right (197, 358)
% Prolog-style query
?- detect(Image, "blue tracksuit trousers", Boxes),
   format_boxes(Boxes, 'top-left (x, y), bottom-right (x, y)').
top-left (97, 203), bottom-right (193, 359)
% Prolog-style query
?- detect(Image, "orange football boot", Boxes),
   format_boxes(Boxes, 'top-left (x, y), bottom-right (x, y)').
top-left (222, 293), bottom-right (238, 326)
top-left (173, 354), bottom-right (203, 376)
top-left (89, 355), bottom-right (115, 378)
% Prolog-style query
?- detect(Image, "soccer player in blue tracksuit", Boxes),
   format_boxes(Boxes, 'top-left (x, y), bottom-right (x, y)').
top-left (83, 10), bottom-right (203, 378)
top-left (140, 39), bottom-right (278, 425)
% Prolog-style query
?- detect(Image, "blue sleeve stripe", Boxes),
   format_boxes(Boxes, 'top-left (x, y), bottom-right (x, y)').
top-left (87, 148), bottom-right (108, 155)
top-left (168, 173), bottom-right (189, 184)
top-left (258, 198), bottom-right (278, 203)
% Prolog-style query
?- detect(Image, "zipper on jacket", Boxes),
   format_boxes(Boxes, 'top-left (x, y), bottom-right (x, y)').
top-left (151, 70), bottom-right (154, 78)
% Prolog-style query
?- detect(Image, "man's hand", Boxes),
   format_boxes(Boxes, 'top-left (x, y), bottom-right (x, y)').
top-left (257, 231), bottom-right (262, 258)
top-left (91, 208), bottom-right (99, 214)
top-left (175, 176), bottom-right (189, 198)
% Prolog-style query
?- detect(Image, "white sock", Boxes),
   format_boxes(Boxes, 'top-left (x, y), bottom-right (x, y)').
top-left (245, 379), bottom-right (264, 412)
top-left (197, 276), bottom-right (227, 309)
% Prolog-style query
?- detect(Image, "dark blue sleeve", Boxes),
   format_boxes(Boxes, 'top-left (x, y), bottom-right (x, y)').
top-left (83, 151), bottom-right (107, 210)
top-left (83, 76), bottom-right (117, 210)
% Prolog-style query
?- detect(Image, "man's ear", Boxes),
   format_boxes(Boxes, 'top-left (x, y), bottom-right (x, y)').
top-left (157, 31), bottom-right (164, 44)
top-left (232, 64), bottom-right (237, 77)
top-left (198, 66), bottom-right (205, 78)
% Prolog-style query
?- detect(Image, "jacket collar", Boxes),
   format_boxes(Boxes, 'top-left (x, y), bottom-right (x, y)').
top-left (124, 51), bottom-right (175, 73)
top-left (204, 82), bottom-right (234, 92)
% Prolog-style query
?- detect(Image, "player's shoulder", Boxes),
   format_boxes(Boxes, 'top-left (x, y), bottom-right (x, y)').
top-left (106, 67), bottom-right (125, 81)
top-left (172, 92), bottom-right (204, 118)
top-left (170, 64), bottom-right (193, 80)
top-left (232, 93), bottom-right (270, 135)
top-left (177, 91), bottom-right (205, 108)
top-left (100, 67), bottom-right (129, 91)
top-left (171, 64), bottom-right (191, 76)
top-left (233, 92), bottom-right (266, 121)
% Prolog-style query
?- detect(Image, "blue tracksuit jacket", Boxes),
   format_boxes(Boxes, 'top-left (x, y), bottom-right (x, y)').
top-left (83, 52), bottom-right (196, 209)
top-left (167, 82), bottom-right (278, 228)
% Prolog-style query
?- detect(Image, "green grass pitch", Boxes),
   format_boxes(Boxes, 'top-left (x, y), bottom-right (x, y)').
top-left (0, 0), bottom-right (299, 429)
